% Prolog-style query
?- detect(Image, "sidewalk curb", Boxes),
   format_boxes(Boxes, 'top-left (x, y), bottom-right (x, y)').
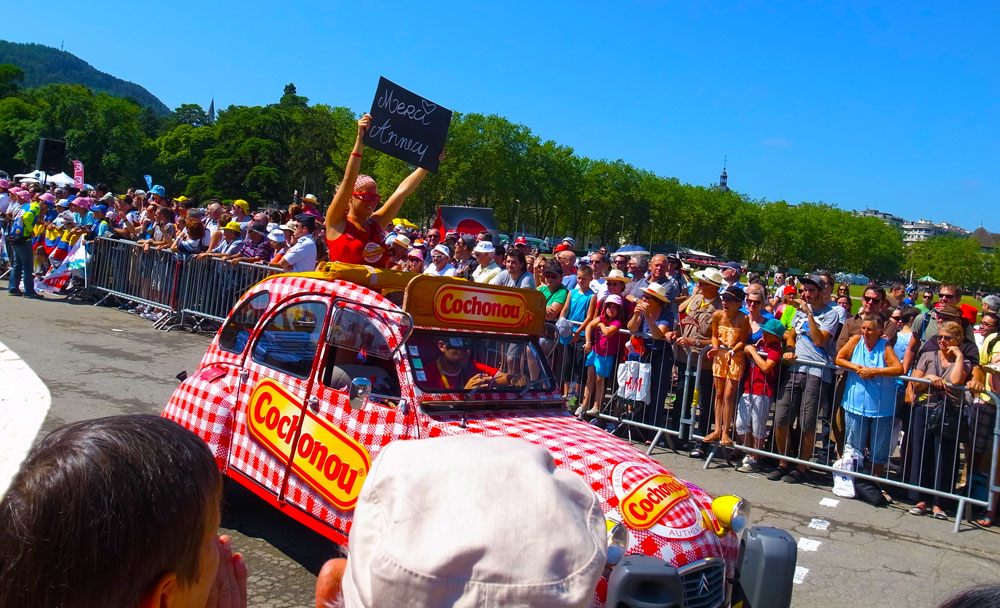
top-left (0, 339), bottom-right (51, 501)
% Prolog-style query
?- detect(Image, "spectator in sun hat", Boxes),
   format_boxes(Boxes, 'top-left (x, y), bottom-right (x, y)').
top-left (720, 261), bottom-right (744, 290)
top-left (553, 236), bottom-right (575, 253)
top-left (227, 223), bottom-right (270, 264)
top-left (278, 214), bottom-right (318, 272)
top-left (265, 228), bottom-right (287, 263)
top-left (200, 221), bottom-right (244, 258)
top-left (453, 234), bottom-right (477, 280)
top-left (405, 248), bottom-right (425, 273)
top-left (673, 267), bottom-right (724, 453)
top-left (313, 435), bottom-right (606, 608)
top-left (231, 199), bottom-right (252, 232)
top-left (87, 204), bottom-right (112, 239)
top-left (625, 279), bottom-right (677, 438)
top-left (472, 240), bottom-right (500, 283)
top-left (424, 243), bottom-right (457, 277)
top-left (387, 232), bottom-right (411, 269)
top-left (300, 193), bottom-right (322, 219)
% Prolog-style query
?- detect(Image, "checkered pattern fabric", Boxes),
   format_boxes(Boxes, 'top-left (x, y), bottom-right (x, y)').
top-left (163, 272), bottom-right (738, 608)
top-left (422, 411), bottom-right (738, 573)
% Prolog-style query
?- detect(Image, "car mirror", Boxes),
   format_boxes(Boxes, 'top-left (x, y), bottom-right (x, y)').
top-left (349, 377), bottom-right (372, 411)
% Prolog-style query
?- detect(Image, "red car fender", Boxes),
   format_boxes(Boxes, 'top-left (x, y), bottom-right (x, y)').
top-left (162, 364), bottom-right (239, 472)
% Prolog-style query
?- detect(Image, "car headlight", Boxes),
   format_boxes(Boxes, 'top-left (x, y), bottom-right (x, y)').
top-left (710, 495), bottom-right (750, 536)
top-left (605, 518), bottom-right (628, 565)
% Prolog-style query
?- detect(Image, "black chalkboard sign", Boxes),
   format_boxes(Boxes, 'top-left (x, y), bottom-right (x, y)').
top-left (363, 77), bottom-right (452, 173)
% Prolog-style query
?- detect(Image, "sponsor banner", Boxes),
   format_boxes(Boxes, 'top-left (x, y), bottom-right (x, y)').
top-left (247, 378), bottom-right (371, 510)
top-left (403, 275), bottom-right (545, 336)
top-left (72, 161), bottom-right (84, 188)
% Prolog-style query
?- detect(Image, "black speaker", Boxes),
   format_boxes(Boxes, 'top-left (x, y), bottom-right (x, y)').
top-left (35, 138), bottom-right (67, 174)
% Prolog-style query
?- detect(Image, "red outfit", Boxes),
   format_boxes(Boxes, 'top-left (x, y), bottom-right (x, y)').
top-left (327, 218), bottom-right (388, 267)
top-left (745, 338), bottom-right (781, 397)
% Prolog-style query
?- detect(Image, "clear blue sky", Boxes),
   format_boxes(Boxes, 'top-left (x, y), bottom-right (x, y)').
top-left (6, 1), bottom-right (997, 230)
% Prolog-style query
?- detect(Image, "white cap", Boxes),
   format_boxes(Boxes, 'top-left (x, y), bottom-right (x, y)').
top-left (342, 436), bottom-right (607, 608)
top-left (267, 229), bottom-right (285, 243)
top-left (432, 243), bottom-right (451, 257)
top-left (473, 240), bottom-right (495, 254)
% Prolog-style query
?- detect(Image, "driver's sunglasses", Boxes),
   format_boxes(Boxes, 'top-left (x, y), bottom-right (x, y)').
top-left (445, 345), bottom-right (470, 351)
top-left (352, 191), bottom-right (382, 204)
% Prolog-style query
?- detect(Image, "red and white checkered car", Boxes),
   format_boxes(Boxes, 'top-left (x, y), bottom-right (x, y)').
top-left (163, 264), bottom-right (796, 608)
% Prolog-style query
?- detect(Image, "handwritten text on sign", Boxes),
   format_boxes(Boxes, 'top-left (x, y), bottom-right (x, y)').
top-left (364, 77), bottom-right (452, 172)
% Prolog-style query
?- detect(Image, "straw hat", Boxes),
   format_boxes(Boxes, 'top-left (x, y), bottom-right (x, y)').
top-left (694, 267), bottom-right (724, 286)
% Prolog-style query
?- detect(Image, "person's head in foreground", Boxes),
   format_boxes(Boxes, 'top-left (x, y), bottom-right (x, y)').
top-left (316, 435), bottom-right (607, 608)
top-left (0, 414), bottom-right (242, 608)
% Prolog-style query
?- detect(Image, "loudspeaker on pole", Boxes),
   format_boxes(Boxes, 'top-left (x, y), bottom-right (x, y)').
top-left (35, 138), bottom-right (67, 174)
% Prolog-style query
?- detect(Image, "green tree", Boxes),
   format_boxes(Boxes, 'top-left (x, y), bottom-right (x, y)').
top-left (0, 63), bottom-right (24, 98)
top-left (174, 103), bottom-right (211, 127)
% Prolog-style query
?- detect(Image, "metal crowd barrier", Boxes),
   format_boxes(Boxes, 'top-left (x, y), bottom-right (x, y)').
top-left (552, 328), bottom-right (1000, 533)
top-left (87, 237), bottom-right (183, 329)
top-left (177, 256), bottom-right (278, 331)
top-left (86, 237), bottom-right (279, 332)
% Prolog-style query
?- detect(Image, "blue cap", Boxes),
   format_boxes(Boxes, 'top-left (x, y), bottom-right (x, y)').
top-left (150, 185), bottom-right (166, 197)
top-left (93, 204), bottom-right (109, 214)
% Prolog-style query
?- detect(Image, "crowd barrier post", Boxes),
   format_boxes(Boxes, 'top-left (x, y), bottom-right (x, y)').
top-left (85, 238), bottom-right (280, 332)
top-left (87, 237), bottom-right (184, 328)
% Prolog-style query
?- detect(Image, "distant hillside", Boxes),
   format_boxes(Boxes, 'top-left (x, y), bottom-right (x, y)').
top-left (0, 40), bottom-right (170, 114)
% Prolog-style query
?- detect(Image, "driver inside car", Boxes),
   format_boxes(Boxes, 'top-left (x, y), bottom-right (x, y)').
top-left (426, 337), bottom-right (528, 391)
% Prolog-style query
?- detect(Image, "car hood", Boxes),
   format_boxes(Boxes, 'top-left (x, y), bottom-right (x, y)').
top-left (420, 410), bottom-right (739, 569)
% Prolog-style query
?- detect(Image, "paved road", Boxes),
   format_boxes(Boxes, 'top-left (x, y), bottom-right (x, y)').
top-left (2, 289), bottom-right (998, 607)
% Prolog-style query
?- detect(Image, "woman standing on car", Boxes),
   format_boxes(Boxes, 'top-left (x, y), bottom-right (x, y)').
top-left (325, 114), bottom-right (433, 267)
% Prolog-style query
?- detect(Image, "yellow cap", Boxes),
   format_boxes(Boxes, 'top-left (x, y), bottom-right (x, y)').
top-left (223, 221), bottom-right (242, 232)
top-left (233, 199), bottom-right (249, 211)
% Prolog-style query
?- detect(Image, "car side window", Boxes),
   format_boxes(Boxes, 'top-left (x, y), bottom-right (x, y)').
top-left (219, 292), bottom-right (270, 354)
top-left (251, 300), bottom-right (328, 378)
top-left (323, 308), bottom-right (399, 396)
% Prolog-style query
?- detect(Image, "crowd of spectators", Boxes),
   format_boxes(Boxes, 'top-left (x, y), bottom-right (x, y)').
top-left (3, 170), bottom-right (999, 525)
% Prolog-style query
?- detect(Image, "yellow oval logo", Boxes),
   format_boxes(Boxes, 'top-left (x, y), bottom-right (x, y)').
top-left (247, 379), bottom-right (371, 510)
top-left (621, 474), bottom-right (690, 530)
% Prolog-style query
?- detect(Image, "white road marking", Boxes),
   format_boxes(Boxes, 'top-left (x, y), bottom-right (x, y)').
top-left (809, 518), bottom-right (830, 531)
top-left (0, 340), bottom-right (51, 501)
top-left (820, 497), bottom-right (840, 507)
top-left (797, 537), bottom-right (822, 552)
top-left (793, 566), bottom-right (809, 584)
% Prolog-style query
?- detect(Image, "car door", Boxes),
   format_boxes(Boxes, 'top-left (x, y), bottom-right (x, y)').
top-left (282, 302), bottom-right (413, 532)
top-left (228, 294), bottom-right (330, 499)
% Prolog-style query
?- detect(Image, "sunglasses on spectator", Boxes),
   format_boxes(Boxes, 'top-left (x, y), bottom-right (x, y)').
top-left (431, 254), bottom-right (446, 260)
top-left (937, 334), bottom-right (958, 342)
top-left (862, 296), bottom-right (881, 303)
top-left (352, 191), bottom-right (382, 203)
top-left (938, 292), bottom-right (957, 300)
top-left (923, 294), bottom-right (933, 299)
top-left (746, 299), bottom-right (763, 306)
top-left (544, 272), bottom-right (560, 279)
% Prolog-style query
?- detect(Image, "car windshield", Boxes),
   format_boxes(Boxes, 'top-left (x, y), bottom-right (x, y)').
top-left (406, 331), bottom-right (557, 406)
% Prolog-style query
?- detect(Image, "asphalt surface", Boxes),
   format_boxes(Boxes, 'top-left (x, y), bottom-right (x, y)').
top-left (2, 286), bottom-right (999, 607)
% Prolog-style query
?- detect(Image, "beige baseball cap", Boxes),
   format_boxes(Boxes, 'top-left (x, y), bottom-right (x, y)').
top-left (342, 435), bottom-right (607, 608)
